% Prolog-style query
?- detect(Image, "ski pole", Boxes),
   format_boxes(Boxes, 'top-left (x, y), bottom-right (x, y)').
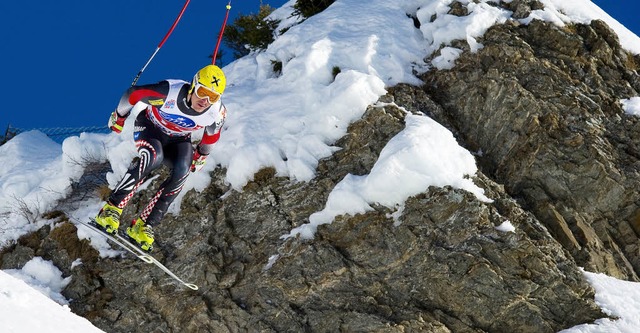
top-left (211, 1), bottom-right (232, 65)
top-left (131, 0), bottom-right (192, 86)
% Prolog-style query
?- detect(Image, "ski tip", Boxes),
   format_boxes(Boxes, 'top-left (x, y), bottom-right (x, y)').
top-left (184, 283), bottom-right (199, 291)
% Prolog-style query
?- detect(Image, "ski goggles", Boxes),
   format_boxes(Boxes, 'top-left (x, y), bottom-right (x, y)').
top-left (193, 83), bottom-right (221, 104)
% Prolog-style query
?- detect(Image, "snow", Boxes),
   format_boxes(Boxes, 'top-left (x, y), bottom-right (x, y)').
top-left (1, 0), bottom-right (640, 331)
top-left (0, 261), bottom-right (104, 333)
top-left (559, 270), bottom-right (640, 332)
top-left (495, 220), bottom-right (516, 233)
top-left (621, 97), bottom-right (640, 116)
top-left (4, 257), bottom-right (72, 305)
top-left (287, 110), bottom-right (491, 240)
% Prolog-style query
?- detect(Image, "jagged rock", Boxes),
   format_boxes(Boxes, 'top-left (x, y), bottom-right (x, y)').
top-left (0, 101), bottom-right (607, 332)
top-left (420, 19), bottom-right (640, 281)
top-left (504, 0), bottom-right (544, 20)
top-left (0, 244), bottom-right (34, 270)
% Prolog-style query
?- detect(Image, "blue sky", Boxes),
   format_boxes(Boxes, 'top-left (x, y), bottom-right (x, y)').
top-left (0, 0), bottom-right (288, 132)
top-left (0, 0), bottom-right (638, 133)
top-left (592, 0), bottom-right (640, 37)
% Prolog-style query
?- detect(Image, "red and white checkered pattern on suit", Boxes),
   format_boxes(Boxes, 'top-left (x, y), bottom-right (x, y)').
top-left (140, 188), bottom-right (164, 221)
top-left (116, 179), bottom-right (145, 209)
top-left (138, 170), bottom-right (189, 222)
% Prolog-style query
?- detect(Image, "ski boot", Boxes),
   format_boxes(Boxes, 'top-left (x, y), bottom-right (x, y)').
top-left (94, 202), bottom-right (122, 235)
top-left (126, 218), bottom-right (155, 252)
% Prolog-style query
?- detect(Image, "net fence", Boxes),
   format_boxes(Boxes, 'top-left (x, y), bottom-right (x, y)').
top-left (1, 125), bottom-right (111, 145)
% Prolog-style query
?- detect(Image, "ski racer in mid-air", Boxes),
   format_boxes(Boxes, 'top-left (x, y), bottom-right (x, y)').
top-left (93, 64), bottom-right (227, 252)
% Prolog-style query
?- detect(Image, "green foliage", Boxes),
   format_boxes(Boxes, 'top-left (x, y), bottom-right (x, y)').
top-left (271, 60), bottom-right (283, 76)
top-left (223, 4), bottom-right (279, 59)
top-left (293, 0), bottom-right (335, 18)
top-left (332, 66), bottom-right (341, 80)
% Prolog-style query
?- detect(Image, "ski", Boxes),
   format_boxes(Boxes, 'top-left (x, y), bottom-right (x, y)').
top-left (75, 218), bottom-right (153, 263)
top-left (113, 232), bottom-right (199, 291)
top-left (73, 218), bottom-right (198, 290)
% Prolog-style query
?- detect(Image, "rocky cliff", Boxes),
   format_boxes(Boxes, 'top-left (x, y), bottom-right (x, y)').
top-left (2, 1), bottom-right (640, 332)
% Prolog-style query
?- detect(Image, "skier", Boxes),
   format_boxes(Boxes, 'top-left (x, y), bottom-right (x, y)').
top-left (93, 65), bottom-right (227, 251)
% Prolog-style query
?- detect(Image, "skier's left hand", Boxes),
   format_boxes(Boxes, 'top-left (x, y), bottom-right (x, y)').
top-left (190, 150), bottom-right (207, 172)
top-left (108, 111), bottom-right (127, 134)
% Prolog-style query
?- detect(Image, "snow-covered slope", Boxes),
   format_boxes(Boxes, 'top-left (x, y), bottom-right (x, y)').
top-left (0, 262), bottom-right (104, 333)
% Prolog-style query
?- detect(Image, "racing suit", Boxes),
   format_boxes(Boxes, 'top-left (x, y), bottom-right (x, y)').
top-left (108, 79), bottom-right (226, 225)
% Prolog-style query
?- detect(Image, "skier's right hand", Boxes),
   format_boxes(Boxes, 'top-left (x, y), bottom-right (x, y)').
top-left (108, 111), bottom-right (127, 134)
top-left (190, 149), bottom-right (208, 172)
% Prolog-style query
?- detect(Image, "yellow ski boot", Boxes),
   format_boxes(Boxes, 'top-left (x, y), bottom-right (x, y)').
top-left (126, 218), bottom-right (155, 252)
top-left (94, 203), bottom-right (122, 235)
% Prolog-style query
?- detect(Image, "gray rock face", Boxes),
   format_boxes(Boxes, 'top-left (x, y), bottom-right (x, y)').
top-left (2, 3), bottom-right (639, 332)
top-left (419, 16), bottom-right (640, 281)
